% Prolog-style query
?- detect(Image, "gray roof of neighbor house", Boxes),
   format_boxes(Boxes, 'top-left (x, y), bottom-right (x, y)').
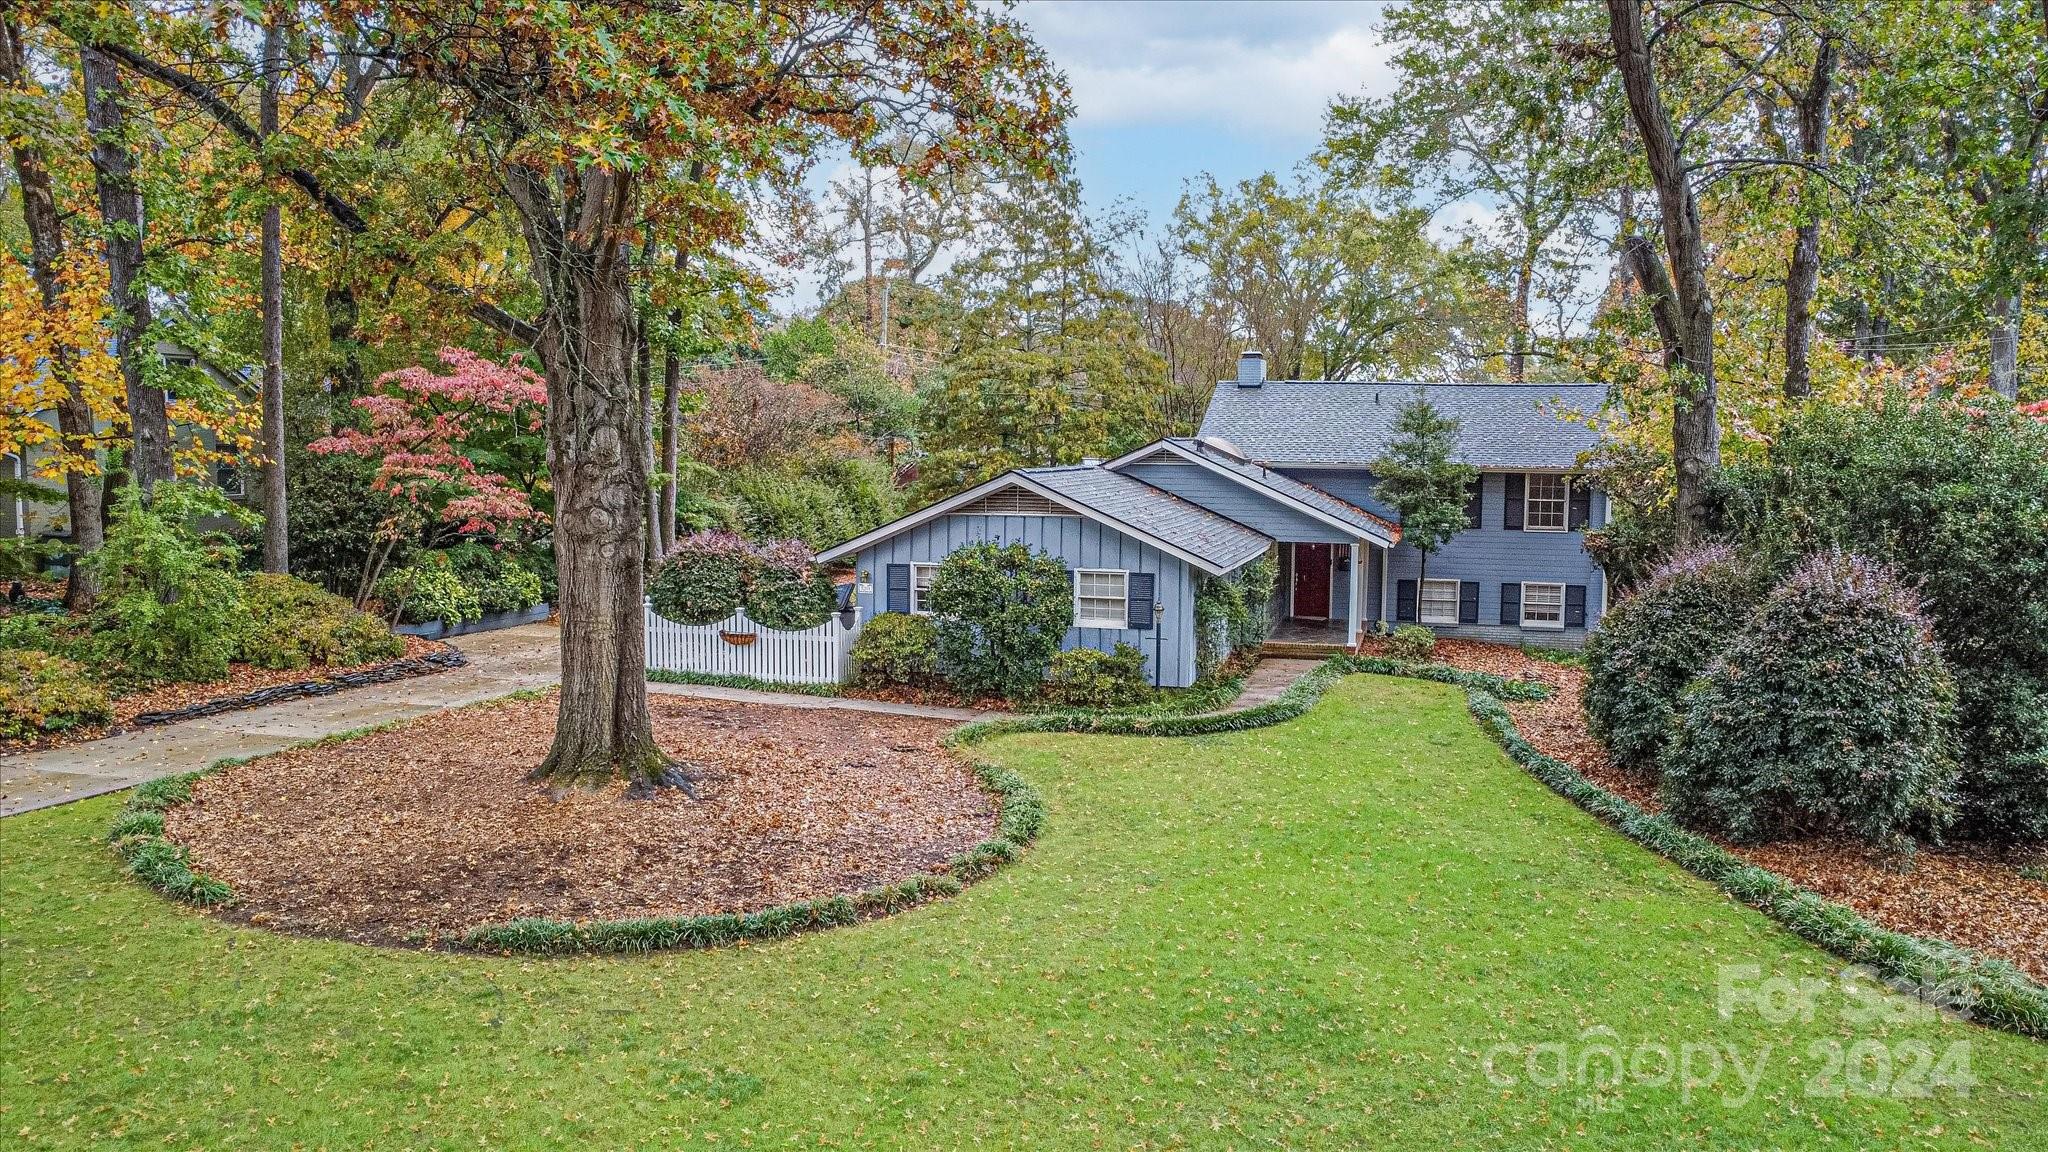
top-left (1197, 380), bottom-right (1609, 469)
top-left (1167, 437), bottom-right (1400, 542)
top-left (1020, 465), bottom-right (1272, 571)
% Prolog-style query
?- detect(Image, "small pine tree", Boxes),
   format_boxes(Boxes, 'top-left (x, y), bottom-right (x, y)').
top-left (1371, 393), bottom-right (1477, 590)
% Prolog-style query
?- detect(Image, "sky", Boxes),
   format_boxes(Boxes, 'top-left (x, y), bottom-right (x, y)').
top-left (783, 1), bottom-right (1399, 311)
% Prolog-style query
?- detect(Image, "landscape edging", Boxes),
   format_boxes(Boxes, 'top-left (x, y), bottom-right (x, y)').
top-left (130, 647), bottom-right (466, 727)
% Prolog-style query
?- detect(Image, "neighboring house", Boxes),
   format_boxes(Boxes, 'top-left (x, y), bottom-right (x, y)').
top-left (818, 351), bottom-right (1610, 687)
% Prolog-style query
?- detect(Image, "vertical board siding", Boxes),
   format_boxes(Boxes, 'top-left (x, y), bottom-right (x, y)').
top-left (1280, 467), bottom-right (1609, 648)
top-left (1119, 460), bottom-right (1349, 543)
top-left (644, 602), bottom-right (860, 684)
top-left (851, 513), bottom-right (1198, 686)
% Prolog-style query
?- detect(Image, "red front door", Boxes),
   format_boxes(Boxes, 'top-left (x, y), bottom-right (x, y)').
top-left (1292, 543), bottom-right (1332, 619)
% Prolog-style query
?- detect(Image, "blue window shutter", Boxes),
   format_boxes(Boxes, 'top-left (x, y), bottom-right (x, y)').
top-left (1568, 480), bottom-right (1592, 530)
top-left (1565, 584), bottom-right (1588, 627)
top-left (1458, 580), bottom-right (1480, 624)
top-left (886, 564), bottom-right (910, 614)
top-left (1500, 582), bottom-right (1521, 625)
top-left (1126, 572), bottom-right (1155, 629)
top-left (1464, 476), bottom-right (1484, 529)
top-left (1503, 473), bottom-right (1525, 530)
top-left (1395, 579), bottom-right (1418, 622)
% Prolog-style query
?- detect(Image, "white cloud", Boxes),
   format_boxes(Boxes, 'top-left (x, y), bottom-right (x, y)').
top-left (1016, 1), bottom-right (1396, 137)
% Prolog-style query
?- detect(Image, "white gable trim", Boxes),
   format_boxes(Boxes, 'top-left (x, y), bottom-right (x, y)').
top-left (1105, 439), bottom-right (1396, 548)
top-left (816, 470), bottom-right (1263, 577)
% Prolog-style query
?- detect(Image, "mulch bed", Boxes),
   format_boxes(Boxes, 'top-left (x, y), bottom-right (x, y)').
top-left (1377, 636), bottom-right (2048, 983)
top-left (166, 693), bottom-right (997, 948)
top-left (0, 635), bottom-right (457, 756)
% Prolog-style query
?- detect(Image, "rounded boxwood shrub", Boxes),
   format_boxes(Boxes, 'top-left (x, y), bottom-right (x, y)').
top-left (1041, 643), bottom-right (1152, 710)
top-left (851, 612), bottom-right (940, 686)
top-left (746, 564), bottom-right (837, 631)
top-left (649, 531), bottom-right (758, 625)
top-left (1583, 545), bottom-right (1764, 771)
top-left (1659, 552), bottom-right (1957, 849)
top-left (238, 573), bottom-right (405, 670)
top-left (0, 650), bottom-right (112, 741)
top-left (1386, 624), bottom-right (1436, 663)
top-left (927, 542), bottom-right (1073, 701)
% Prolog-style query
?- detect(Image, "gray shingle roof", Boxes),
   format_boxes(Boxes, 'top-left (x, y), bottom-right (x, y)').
top-left (1197, 380), bottom-right (1609, 469)
top-left (1022, 465), bottom-right (1271, 572)
top-left (1168, 438), bottom-right (1400, 541)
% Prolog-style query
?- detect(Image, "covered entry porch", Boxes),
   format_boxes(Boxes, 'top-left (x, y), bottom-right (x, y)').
top-left (1266, 539), bottom-right (1388, 654)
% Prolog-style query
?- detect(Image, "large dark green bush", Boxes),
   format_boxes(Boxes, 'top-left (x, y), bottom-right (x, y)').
top-left (1716, 394), bottom-right (2048, 842)
top-left (850, 612), bottom-right (940, 687)
top-left (286, 451), bottom-right (400, 596)
top-left (237, 574), bottom-right (404, 670)
top-left (0, 650), bottom-right (112, 741)
top-left (1582, 544), bottom-right (1765, 771)
top-left (648, 532), bottom-right (756, 624)
top-left (745, 564), bottom-right (837, 631)
top-left (443, 543), bottom-right (546, 614)
top-left (1660, 552), bottom-right (1957, 849)
top-left (927, 541), bottom-right (1073, 700)
top-left (1041, 643), bottom-right (1152, 710)
top-left (374, 553), bottom-right (480, 626)
top-left (84, 482), bottom-right (248, 685)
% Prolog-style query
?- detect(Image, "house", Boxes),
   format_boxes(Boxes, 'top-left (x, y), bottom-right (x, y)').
top-left (817, 352), bottom-right (1609, 687)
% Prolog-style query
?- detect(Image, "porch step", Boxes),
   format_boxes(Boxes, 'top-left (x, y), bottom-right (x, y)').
top-left (1260, 641), bottom-right (1353, 659)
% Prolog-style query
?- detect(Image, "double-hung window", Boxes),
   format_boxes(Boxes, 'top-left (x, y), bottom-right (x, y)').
top-left (1521, 581), bottom-right (1565, 629)
top-left (909, 563), bottom-right (939, 615)
top-left (1525, 474), bottom-right (1569, 530)
top-left (1075, 569), bottom-right (1129, 628)
top-left (1420, 578), bottom-right (1461, 626)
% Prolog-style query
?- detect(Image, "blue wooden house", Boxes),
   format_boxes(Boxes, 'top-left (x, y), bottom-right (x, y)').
top-left (817, 352), bottom-right (1610, 687)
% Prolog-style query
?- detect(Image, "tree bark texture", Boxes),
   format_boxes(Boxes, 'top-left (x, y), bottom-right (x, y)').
top-left (656, 245), bottom-right (686, 555)
top-left (259, 14), bottom-right (289, 572)
top-left (1989, 293), bottom-right (2021, 399)
top-left (80, 47), bottom-right (173, 491)
top-left (1782, 32), bottom-right (1838, 400)
top-left (504, 163), bottom-right (666, 789)
top-left (3, 20), bottom-right (102, 608)
top-left (1608, 0), bottom-right (1720, 545)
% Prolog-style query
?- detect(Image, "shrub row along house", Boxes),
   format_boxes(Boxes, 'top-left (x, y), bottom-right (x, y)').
top-left (819, 353), bottom-right (1610, 686)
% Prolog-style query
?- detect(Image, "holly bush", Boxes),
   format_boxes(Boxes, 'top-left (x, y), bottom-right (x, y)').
top-left (927, 541), bottom-right (1072, 701)
top-left (851, 611), bottom-right (940, 687)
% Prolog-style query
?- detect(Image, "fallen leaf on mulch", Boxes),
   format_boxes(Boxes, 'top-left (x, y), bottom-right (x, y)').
top-left (167, 693), bottom-right (996, 947)
top-left (1410, 638), bottom-right (2048, 982)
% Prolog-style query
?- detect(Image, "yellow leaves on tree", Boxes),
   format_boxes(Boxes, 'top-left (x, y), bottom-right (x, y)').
top-left (0, 248), bottom-right (123, 476)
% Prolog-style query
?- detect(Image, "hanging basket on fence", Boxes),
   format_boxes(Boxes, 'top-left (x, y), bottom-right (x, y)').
top-left (718, 630), bottom-right (758, 647)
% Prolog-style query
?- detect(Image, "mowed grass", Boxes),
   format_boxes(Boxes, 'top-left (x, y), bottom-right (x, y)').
top-left (3, 676), bottom-right (2043, 1149)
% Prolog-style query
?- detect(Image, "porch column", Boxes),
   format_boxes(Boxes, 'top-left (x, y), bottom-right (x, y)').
top-left (1348, 540), bottom-right (1363, 647)
top-left (1379, 544), bottom-right (1391, 625)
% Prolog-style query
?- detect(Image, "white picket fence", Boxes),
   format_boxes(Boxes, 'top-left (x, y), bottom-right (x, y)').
top-left (644, 600), bottom-right (861, 685)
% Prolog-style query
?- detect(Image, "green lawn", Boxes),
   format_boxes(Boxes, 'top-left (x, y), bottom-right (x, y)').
top-left (4, 675), bottom-right (2043, 1148)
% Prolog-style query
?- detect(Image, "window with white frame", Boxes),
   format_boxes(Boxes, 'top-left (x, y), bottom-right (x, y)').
top-left (1420, 578), bottom-right (1461, 625)
top-left (909, 563), bottom-right (939, 615)
top-left (1074, 569), bottom-right (1129, 628)
top-left (1525, 474), bottom-right (1568, 530)
top-left (1521, 581), bottom-right (1565, 629)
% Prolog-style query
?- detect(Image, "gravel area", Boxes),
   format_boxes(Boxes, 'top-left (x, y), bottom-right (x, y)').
top-left (168, 693), bottom-right (996, 947)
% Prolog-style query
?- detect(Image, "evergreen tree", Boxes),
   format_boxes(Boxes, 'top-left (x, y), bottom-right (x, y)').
top-left (1372, 393), bottom-right (1476, 591)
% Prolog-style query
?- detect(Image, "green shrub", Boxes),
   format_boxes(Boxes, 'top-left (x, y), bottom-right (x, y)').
top-left (237, 573), bottom-right (404, 670)
top-left (1041, 643), bottom-right (1152, 710)
top-left (648, 531), bottom-right (756, 624)
top-left (1385, 624), bottom-right (1436, 662)
top-left (0, 612), bottom-right (85, 659)
top-left (444, 543), bottom-right (546, 614)
top-left (84, 482), bottom-right (247, 685)
top-left (851, 612), bottom-right (940, 686)
top-left (746, 564), bottom-right (837, 631)
top-left (1193, 551), bottom-right (1277, 681)
top-left (1660, 552), bottom-right (1957, 849)
top-left (1716, 393), bottom-right (2048, 843)
top-left (1582, 545), bottom-right (1765, 771)
top-left (0, 650), bottom-right (112, 740)
top-left (374, 554), bottom-right (480, 626)
top-left (928, 542), bottom-right (1073, 701)
top-left (286, 450), bottom-right (401, 596)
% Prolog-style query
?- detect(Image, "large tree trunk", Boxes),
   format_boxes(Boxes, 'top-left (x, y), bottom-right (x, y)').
top-left (1988, 293), bottom-right (2021, 399)
top-left (1782, 32), bottom-right (1837, 400)
top-left (1609, 0), bottom-right (1720, 545)
top-left (504, 163), bottom-right (671, 791)
top-left (80, 47), bottom-right (173, 492)
top-left (3, 19), bottom-right (102, 609)
top-left (259, 14), bottom-right (289, 572)
top-left (657, 245), bottom-right (686, 554)
top-left (1510, 242), bottom-right (1535, 383)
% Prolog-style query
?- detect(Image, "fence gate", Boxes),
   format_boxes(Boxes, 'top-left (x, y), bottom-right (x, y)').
top-left (643, 600), bottom-right (860, 685)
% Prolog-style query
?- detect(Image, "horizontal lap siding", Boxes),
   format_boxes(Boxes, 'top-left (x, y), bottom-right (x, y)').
top-left (853, 514), bottom-right (1198, 686)
top-left (1119, 460), bottom-right (1347, 543)
top-left (1282, 468), bottom-right (1608, 647)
